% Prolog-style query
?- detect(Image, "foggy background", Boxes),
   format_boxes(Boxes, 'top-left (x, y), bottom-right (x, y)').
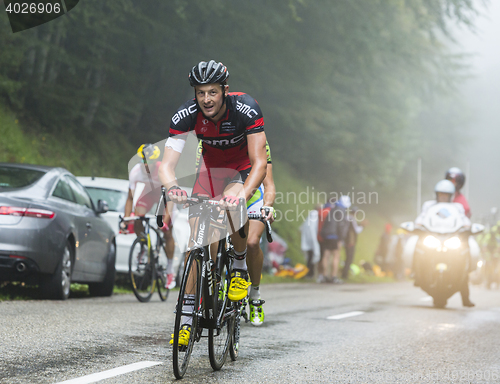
top-left (455, 1), bottom-right (500, 221)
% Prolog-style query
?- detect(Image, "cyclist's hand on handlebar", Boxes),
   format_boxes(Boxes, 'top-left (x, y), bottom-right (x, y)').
top-left (220, 195), bottom-right (240, 209)
top-left (119, 221), bottom-right (131, 234)
top-left (261, 206), bottom-right (276, 224)
top-left (167, 185), bottom-right (188, 204)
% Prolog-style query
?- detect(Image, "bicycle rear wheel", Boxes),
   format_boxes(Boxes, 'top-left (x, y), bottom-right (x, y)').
top-left (208, 255), bottom-right (234, 370)
top-left (129, 237), bottom-right (156, 302)
top-left (172, 250), bottom-right (202, 380)
top-left (156, 246), bottom-right (169, 302)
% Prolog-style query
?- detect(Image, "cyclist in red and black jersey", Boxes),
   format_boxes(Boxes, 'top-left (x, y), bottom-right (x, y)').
top-left (159, 60), bottom-right (269, 344)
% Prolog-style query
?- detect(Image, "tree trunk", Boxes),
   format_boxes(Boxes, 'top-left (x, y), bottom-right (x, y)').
top-left (47, 26), bottom-right (63, 84)
top-left (23, 29), bottom-right (38, 79)
top-left (83, 68), bottom-right (105, 128)
top-left (37, 31), bottom-right (52, 85)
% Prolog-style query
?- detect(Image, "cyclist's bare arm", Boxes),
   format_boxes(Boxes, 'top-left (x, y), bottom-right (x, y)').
top-left (159, 140), bottom-right (186, 204)
top-left (124, 188), bottom-right (134, 218)
top-left (243, 131), bottom-right (267, 202)
top-left (262, 163), bottom-right (276, 223)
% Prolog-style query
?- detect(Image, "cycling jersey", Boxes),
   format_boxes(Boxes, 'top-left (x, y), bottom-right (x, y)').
top-left (169, 92), bottom-right (265, 172)
top-left (129, 162), bottom-right (162, 192)
top-left (129, 162), bottom-right (174, 225)
top-left (192, 139), bottom-right (271, 215)
top-left (195, 139), bottom-right (272, 171)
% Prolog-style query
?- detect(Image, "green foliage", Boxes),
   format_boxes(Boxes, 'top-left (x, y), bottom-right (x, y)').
top-left (0, 0), bottom-right (485, 214)
top-left (272, 160), bottom-right (313, 265)
top-left (0, 106), bottom-right (133, 177)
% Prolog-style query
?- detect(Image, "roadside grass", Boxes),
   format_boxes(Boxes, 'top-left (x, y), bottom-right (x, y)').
top-left (0, 105), bottom-right (133, 178)
top-left (261, 271), bottom-right (398, 285)
top-left (1, 270), bottom-right (399, 301)
top-left (0, 280), bottom-right (134, 301)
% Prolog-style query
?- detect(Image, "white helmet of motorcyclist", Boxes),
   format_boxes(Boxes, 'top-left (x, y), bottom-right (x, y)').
top-left (339, 195), bottom-right (352, 209)
top-left (434, 179), bottom-right (455, 202)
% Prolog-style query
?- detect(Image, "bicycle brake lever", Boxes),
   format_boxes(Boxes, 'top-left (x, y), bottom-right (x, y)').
top-left (265, 221), bottom-right (273, 243)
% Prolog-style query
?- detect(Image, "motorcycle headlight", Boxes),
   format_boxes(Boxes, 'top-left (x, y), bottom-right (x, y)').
top-left (423, 235), bottom-right (441, 249)
top-left (443, 237), bottom-right (461, 250)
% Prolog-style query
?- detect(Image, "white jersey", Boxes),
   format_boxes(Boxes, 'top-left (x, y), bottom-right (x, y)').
top-left (128, 162), bottom-right (161, 193)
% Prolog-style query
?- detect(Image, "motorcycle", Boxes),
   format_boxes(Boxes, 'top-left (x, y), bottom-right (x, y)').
top-left (401, 202), bottom-right (484, 308)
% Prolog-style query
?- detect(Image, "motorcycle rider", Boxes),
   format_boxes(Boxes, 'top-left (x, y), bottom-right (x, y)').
top-left (445, 167), bottom-right (471, 218)
top-left (414, 179), bottom-right (475, 307)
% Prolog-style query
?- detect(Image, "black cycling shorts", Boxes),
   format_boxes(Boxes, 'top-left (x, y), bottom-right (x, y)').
top-left (323, 238), bottom-right (339, 251)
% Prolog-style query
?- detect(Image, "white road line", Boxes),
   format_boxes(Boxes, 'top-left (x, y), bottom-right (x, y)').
top-left (420, 296), bottom-right (433, 302)
top-left (327, 311), bottom-right (365, 320)
top-left (54, 361), bottom-right (163, 384)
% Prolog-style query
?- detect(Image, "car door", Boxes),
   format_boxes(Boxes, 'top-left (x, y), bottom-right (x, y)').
top-left (66, 176), bottom-right (110, 278)
top-left (49, 175), bottom-right (89, 280)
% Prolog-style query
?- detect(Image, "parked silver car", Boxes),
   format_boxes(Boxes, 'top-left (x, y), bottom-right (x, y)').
top-left (0, 163), bottom-right (116, 300)
top-left (76, 177), bottom-right (189, 277)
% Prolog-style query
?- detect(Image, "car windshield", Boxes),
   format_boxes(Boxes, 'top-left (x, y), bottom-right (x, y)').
top-left (85, 187), bottom-right (127, 212)
top-left (0, 166), bottom-right (46, 189)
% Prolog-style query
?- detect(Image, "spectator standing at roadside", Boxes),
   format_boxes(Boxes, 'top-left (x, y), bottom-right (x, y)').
top-left (374, 223), bottom-right (392, 272)
top-left (300, 204), bottom-right (322, 277)
top-left (319, 198), bottom-right (348, 284)
top-left (316, 201), bottom-right (332, 283)
top-left (340, 196), bottom-right (365, 279)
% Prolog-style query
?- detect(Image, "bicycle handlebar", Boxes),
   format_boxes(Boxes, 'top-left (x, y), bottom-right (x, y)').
top-left (156, 187), bottom-right (273, 242)
top-left (248, 213), bottom-right (273, 243)
top-left (119, 215), bottom-right (156, 223)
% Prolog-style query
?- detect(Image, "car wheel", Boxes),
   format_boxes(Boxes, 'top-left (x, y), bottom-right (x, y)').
top-left (41, 240), bottom-right (73, 300)
top-left (88, 242), bottom-right (116, 297)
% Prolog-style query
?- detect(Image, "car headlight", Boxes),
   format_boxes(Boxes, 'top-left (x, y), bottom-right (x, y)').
top-left (443, 237), bottom-right (461, 250)
top-left (423, 235), bottom-right (441, 249)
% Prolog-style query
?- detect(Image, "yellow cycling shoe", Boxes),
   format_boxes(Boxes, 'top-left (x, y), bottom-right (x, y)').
top-left (228, 269), bottom-right (251, 301)
top-left (170, 324), bottom-right (191, 346)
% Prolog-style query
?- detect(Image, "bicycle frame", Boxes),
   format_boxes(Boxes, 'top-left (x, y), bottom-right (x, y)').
top-left (161, 188), bottom-right (274, 378)
top-left (119, 214), bottom-right (169, 302)
top-left (184, 199), bottom-right (235, 331)
top-left (121, 215), bottom-right (165, 256)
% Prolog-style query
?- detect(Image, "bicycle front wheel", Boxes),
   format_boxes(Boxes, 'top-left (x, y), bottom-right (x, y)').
top-left (156, 246), bottom-right (170, 302)
top-left (208, 255), bottom-right (234, 370)
top-left (230, 297), bottom-right (246, 361)
top-left (172, 249), bottom-right (202, 380)
top-left (128, 238), bottom-right (156, 302)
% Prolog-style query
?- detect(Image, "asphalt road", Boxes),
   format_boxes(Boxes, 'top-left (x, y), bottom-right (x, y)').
top-left (1, 281), bottom-right (500, 384)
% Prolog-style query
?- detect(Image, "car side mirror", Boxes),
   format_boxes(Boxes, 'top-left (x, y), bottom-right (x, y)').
top-left (96, 199), bottom-right (109, 214)
top-left (400, 221), bottom-right (415, 232)
top-left (471, 223), bottom-right (485, 235)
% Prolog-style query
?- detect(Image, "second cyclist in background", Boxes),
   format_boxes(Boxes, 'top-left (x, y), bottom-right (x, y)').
top-left (121, 144), bottom-right (176, 289)
top-left (245, 142), bottom-right (275, 326)
top-left (195, 139), bottom-right (276, 326)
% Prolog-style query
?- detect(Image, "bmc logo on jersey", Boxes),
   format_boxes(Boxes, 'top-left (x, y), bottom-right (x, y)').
top-left (172, 104), bottom-right (197, 125)
top-left (203, 133), bottom-right (245, 147)
top-left (236, 101), bottom-right (258, 119)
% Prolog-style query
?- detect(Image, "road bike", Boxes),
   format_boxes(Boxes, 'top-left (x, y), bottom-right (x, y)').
top-left (119, 215), bottom-right (171, 302)
top-left (156, 189), bottom-right (272, 379)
